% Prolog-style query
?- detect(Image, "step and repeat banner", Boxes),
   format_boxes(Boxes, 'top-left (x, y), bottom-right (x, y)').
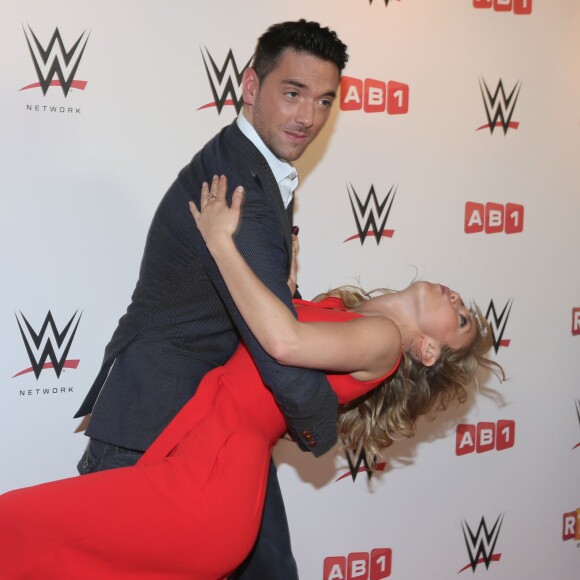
top-left (1, 1), bottom-right (579, 578)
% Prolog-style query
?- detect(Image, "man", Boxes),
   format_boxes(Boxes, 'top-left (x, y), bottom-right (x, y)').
top-left (75, 19), bottom-right (348, 578)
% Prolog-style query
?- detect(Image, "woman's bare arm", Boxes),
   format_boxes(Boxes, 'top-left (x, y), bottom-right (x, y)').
top-left (190, 176), bottom-right (401, 381)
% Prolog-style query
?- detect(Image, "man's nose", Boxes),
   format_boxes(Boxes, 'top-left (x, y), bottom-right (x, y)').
top-left (296, 100), bottom-right (314, 128)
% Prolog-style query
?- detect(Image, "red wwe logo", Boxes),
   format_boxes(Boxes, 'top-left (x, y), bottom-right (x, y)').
top-left (456, 420), bottom-right (515, 456)
top-left (465, 202), bottom-right (524, 234)
top-left (340, 76), bottom-right (409, 114)
top-left (324, 549), bottom-right (392, 579)
top-left (473, 0), bottom-right (532, 14)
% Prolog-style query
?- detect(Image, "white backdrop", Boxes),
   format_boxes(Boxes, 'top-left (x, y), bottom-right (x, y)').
top-left (1, 1), bottom-right (579, 578)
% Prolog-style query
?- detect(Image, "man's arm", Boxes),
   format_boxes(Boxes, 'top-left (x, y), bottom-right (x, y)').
top-left (192, 175), bottom-right (338, 455)
top-left (201, 190), bottom-right (337, 453)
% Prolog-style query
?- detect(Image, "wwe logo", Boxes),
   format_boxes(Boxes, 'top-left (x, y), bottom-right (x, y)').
top-left (335, 437), bottom-right (386, 482)
top-left (21, 25), bottom-right (89, 96)
top-left (485, 299), bottom-right (513, 354)
top-left (198, 47), bottom-right (251, 114)
top-left (13, 310), bottom-right (82, 379)
top-left (459, 514), bottom-right (504, 573)
top-left (573, 399), bottom-right (580, 450)
top-left (477, 78), bottom-right (521, 134)
top-left (344, 184), bottom-right (396, 245)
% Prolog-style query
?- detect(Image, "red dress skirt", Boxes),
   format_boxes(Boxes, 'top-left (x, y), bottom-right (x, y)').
top-left (0, 298), bottom-right (399, 579)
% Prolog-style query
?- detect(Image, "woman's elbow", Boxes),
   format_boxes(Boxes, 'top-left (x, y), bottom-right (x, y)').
top-left (267, 336), bottom-right (299, 366)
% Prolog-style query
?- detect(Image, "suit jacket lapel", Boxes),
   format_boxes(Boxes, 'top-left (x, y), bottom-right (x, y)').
top-left (229, 122), bottom-right (293, 263)
top-left (250, 169), bottom-right (293, 263)
top-left (285, 199), bottom-right (295, 227)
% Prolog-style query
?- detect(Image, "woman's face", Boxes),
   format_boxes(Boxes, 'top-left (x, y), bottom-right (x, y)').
top-left (403, 281), bottom-right (477, 351)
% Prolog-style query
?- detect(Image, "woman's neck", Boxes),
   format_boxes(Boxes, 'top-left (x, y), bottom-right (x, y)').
top-left (350, 294), bottom-right (418, 357)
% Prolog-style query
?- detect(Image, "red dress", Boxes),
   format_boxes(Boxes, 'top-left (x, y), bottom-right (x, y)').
top-left (0, 299), bottom-right (399, 579)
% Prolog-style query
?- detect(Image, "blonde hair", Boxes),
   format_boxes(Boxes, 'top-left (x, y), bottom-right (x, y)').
top-left (315, 286), bottom-right (504, 469)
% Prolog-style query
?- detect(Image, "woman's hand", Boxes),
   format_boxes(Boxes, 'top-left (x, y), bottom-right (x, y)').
top-left (189, 175), bottom-right (244, 251)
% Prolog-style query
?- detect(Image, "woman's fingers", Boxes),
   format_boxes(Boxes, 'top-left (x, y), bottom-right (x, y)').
top-left (198, 182), bottom-right (206, 208)
top-left (191, 177), bottom-right (244, 238)
top-left (189, 201), bottom-right (200, 223)
top-left (215, 175), bottom-right (228, 201)
top-left (231, 185), bottom-right (244, 213)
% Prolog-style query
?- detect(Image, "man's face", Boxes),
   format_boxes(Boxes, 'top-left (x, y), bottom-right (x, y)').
top-left (243, 49), bottom-right (340, 163)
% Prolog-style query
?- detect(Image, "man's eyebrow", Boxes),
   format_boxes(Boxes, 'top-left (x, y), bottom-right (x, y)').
top-left (280, 79), bottom-right (307, 90)
top-left (281, 79), bottom-right (337, 98)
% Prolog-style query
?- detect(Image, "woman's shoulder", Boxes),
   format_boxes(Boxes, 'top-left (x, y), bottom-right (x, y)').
top-left (293, 297), bottom-right (354, 323)
top-left (293, 296), bottom-right (347, 310)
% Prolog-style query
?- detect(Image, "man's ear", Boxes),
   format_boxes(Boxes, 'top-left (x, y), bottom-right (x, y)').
top-left (420, 337), bottom-right (440, 367)
top-left (242, 67), bottom-right (259, 106)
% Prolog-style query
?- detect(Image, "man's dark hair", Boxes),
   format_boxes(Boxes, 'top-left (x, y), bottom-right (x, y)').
top-left (253, 19), bottom-right (349, 81)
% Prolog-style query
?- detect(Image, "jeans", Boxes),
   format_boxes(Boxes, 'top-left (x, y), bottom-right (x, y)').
top-left (77, 438), bottom-right (143, 474)
top-left (77, 439), bottom-right (299, 579)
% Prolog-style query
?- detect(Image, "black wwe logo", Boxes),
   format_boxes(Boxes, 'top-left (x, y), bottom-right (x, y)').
top-left (345, 184), bottom-right (396, 245)
top-left (485, 299), bottom-right (513, 354)
top-left (15, 310), bottom-right (82, 379)
top-left (22, 25), bottom-right (89, 97)
top-left (344, 441), bottom-right (374, 482)
top-left (200, 47), bottom-right (251, 114)
top-left (478, 78), bottom-right (521, 135)
top-left (460, 514), bottom-right (504, 573)
top-left (573, 399), bottom-right (580, 450)
top-left (335, 436), bottom-right (387, 482)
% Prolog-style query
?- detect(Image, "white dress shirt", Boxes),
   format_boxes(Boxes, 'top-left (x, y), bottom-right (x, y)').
top-left (237, 113), bottom-right (298, 208)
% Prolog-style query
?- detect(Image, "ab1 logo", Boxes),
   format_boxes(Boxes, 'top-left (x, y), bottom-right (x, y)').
top-left (324, 549), bottom-right (392, 579)
top-left (572, 308), bottom-right (580, 336)
top-left (464, 202), bottom-right (524, 234)
top-left (473, 0), bottom-right (532, 14)
top-left (456, 420), bottom-right (515, 455)
top-left (562, 509), bottom-right (580, 542)
top-left (340, 76), bottom-right (409, 115)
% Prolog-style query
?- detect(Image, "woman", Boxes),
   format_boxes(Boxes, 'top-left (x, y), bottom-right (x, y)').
top-left (0, 177), bottom-right (501, 579)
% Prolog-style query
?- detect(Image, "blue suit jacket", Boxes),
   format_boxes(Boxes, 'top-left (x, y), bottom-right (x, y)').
top-left (75, 121), bottom-right (338, 456)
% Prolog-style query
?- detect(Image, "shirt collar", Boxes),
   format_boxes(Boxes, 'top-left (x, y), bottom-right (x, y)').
top-left (237, 113), bottom-right (298, 197)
